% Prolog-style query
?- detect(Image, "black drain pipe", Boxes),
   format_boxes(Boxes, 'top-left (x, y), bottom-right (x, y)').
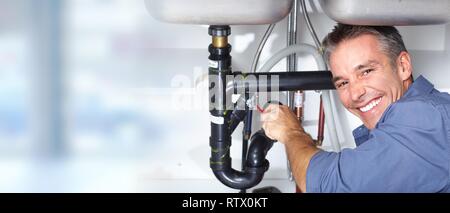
top-left (209, 26), bottom-right (276, 189)
top-left (208, 25), bottom-right (334, 190)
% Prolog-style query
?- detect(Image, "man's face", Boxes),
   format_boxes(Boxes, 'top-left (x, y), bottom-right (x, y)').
top-left (330, 34), bottom-right (408, 129)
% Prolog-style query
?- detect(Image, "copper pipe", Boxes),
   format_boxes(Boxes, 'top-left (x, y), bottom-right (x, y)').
top-left (294, 90), bottom-right (304, 124)
top-left (293, 90), bottom-right (303, 193)
top-left (316, 95), bottom-right (325, 146)
top-left (294, 90), bottom-right (304, 122)
top-left (296, 107), bottom-right (303, 123)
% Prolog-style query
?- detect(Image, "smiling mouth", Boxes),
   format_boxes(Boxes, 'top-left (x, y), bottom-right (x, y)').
top-left (359, 97), bottom-right (382, 113)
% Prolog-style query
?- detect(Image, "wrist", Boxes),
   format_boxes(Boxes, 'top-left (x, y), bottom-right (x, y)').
top-left (282, 129), bottom-right (311, 146)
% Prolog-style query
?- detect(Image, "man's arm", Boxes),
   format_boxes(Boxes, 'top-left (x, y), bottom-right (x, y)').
top-left (283, 130), bottom-right (320, 192)
top-left (295, 100), bottom-right (448, 192)
top-left (261, 104), bottom-right (320, 192)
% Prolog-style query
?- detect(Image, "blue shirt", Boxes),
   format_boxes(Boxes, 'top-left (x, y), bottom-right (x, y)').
top-left (306, 76), bottom-right (450, 192)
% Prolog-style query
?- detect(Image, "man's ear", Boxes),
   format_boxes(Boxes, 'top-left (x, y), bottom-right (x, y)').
top-left (396, 51), bottom-right (413, 82)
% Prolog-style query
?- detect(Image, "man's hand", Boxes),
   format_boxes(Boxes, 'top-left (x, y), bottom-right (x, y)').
top-left (260, 104), bottom-right (305, 144)
top-left (260, 104), bottom-right (320, 192)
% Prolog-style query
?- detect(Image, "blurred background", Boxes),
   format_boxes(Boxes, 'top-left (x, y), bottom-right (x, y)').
top-left (0, 0), bottom-right (215, 192)
top-left (1, 0), bottom-right (449, 192)
top-left (1, 0), bottom-right (295, 192)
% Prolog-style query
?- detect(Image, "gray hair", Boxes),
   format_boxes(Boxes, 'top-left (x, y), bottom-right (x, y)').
top-left (322, 24), bottom-right (407, 69)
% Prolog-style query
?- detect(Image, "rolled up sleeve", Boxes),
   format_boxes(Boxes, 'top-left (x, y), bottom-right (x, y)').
top-left (306, 100), bottom-right (449, 193)
top-left (306, 150), bottom-right (339, 193)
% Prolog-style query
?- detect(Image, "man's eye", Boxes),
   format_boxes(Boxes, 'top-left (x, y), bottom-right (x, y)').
top-left (336, 81), bottom-right (348, 89)
top-left (362, 69), bottom-right (374, 76)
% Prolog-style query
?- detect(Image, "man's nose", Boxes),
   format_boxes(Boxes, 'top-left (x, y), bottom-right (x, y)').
top-left (349, 82), bottom-right (366, 102)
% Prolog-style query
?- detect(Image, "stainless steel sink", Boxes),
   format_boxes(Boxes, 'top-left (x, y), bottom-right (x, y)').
top-left (319, 0), bottom-right (450, 25)
top-left (145, 0), bottom-right (294, 25)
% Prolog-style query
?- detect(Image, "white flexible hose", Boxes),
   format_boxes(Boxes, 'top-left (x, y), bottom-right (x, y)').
top-left (257, 44), bottom-right (342, 151)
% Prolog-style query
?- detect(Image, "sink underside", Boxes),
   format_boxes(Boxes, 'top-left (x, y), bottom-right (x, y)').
top-left (319, 0), bottom-right (450, 25)
top-left (145, 0), bottom-right (294, 25)
top-left (147, 0), bottom-right (450, 26)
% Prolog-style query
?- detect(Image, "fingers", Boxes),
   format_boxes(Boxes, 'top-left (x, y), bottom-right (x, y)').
top-left (261, 103), bottom-right (280, 117)
top-left (261, 104), bottom-right (281, 140)
top-left (262, 121), bottom-right (267, 131)
top-left (263, 103), bottom-right (279, 113)
top-left (262, 104), bottom-right (292, 123)
top-left (261, 119), bottom-right (276, 140)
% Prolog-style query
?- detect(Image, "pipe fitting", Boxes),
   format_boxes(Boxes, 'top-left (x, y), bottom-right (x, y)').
top-left (211, 130), bottom-right (275, 189)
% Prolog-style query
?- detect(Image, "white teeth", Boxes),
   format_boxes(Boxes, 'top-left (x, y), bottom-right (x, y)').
top-left (359, 97), bottom-right (382, 112)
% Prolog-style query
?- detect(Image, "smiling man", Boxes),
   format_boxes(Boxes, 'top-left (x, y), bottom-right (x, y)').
top-left (261, 24), bottom-right (450, 192)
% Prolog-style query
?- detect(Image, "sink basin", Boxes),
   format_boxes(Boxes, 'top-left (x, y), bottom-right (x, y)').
top-left (145, 0), bottom-right (294, 25)
top-left (319, 0), bottom-right (450, 25)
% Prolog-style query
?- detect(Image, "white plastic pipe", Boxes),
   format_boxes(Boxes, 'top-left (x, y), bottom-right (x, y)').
top-left (258, 44), bottom-right (342, 151)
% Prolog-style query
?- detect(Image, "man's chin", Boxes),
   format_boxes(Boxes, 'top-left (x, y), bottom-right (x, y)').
top-left (349, 104), bottom-right (387, 129)
top-left (362, 116), bottom-right (382, 129)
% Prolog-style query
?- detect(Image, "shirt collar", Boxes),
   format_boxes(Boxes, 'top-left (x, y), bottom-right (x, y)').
top-left (352, 124), bottom-right (370, 146)
top-left (402, 75), bottom-right (434, 98)
top-left (351, 75), bottom-right (434, 146)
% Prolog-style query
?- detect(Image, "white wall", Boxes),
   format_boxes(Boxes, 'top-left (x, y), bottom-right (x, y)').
top-left (137, 1), bottom-right (450, 192)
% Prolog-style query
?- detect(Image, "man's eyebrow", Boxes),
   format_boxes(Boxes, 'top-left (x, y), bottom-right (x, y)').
top-left (354, 60), bottom-right (380, 71)
top-left (332, 60), bottom-right (381, 84)
top-left (332, 76), bottom-right (342, 84)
